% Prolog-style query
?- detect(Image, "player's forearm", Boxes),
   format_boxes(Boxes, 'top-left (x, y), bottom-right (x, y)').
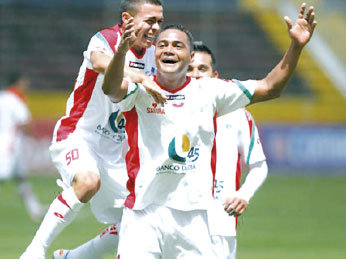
top-left (236, 160), bottom-right (268, 203)
top-left (102, 44), bottom-right (129, 102)
top-left (90, 51), bottom-right (112, 74)
top-left (252, 41), bottom-right (303, 103)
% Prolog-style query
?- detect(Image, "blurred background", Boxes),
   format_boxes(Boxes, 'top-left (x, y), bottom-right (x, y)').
top-left (0, 0), bottom-right (345, 258)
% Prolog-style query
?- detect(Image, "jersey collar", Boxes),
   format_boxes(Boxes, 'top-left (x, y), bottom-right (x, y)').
top-left (153, 75), bottom-right (191, 94)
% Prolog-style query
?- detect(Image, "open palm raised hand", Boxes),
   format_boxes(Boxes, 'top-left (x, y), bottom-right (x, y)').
top-left (284, 3), bottom-right (317, 47)
top-left (120, 17), bottom-right (137, 49)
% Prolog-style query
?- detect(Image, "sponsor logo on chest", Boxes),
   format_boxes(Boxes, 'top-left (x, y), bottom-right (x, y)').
top-left (167, 94), bottom-right (185, 108)
top-left (129, 61), bottom-right (145, 70)
top-left (147, 103), bottom-right (166, 115)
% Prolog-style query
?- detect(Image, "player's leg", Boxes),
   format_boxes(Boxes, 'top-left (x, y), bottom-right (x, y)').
top-left (0, 145), bottom-right (46, 222)
top-left (210, 235), bottom-right (237, 259)
top-left (15, 175), bottom-right (46, 222)
top-left (20, 140), bottom-right (101, 259)
top-left (53, 223), bottom-right (120, 259)
top-left (52, 166), bottom-right (127, 259)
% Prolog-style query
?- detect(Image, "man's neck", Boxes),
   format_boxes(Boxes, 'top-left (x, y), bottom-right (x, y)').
top-left (131, 45), bottom-right (144, 56)
top-left (156, 71), bottom-right (187, 91)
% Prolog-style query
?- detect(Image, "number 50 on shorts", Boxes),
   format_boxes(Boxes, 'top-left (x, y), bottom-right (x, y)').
top-left (65, 148), bottom-right (79, 166)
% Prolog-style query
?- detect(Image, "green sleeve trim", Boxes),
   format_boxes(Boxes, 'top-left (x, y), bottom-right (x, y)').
top-left (246, 117), bottom-right (256, 166)
top-left (122, 82), bottom-right (139, 100)
top-left (234, 79), bottom-right (253, 101)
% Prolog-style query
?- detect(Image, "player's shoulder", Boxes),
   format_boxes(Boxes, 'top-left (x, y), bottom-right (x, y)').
top-left (93, 24), bottom-right (122, 51)
top-left (0, 90), bottom-right (23, 107)
top-left (191, 77), bottom-right (224, 89)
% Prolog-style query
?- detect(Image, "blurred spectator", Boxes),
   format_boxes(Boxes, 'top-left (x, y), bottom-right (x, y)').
top-left (0, 73), bottom-right (46, 222)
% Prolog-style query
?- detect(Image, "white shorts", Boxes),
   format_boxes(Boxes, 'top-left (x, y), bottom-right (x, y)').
top-left (49, 138), bottom-right (100, 185)
top-left (211, 235), bottom-right (237, 259)
top-left (118, 205), bottom-right (215, 259)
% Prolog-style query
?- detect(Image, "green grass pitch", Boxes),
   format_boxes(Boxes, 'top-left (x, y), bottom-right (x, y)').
top-left (0, 173), bottom-right (345, 259)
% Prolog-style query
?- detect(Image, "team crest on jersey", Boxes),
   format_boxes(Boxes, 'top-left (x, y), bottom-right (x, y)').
top-left (147, 103), bottom-right (165, 115)
top-left (129, 61), bottom-right (145, 70)
top-left (94, 110), bottom-right (126, 143)
top-left (168, 134), bottom-right (199, 163)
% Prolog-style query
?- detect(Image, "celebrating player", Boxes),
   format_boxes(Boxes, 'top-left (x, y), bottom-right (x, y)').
top-left (187, 41), bottom-right (268, 258)
top-left (20, 0), bottom-right (165, 259)
top-left (103, 3), bottom-right (316, 257)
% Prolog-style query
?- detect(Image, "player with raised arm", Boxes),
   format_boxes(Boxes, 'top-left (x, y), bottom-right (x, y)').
top-left (20, 1), bottom-right (165, 259)
top-left (102, 3), bottom-right (316, 258)
top-left (187, 41), bottom-right (268, 258)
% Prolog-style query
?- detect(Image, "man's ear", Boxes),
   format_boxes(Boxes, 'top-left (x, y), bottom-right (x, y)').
top-left (213, 70), bottom-right (219, 78)
top-left (190, 52), bottom-right (195, 60)
top-left (121, 12), bottom-right (132, 25)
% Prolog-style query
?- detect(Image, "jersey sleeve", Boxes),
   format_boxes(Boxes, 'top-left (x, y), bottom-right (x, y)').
top-left (117, 81), bottom-right (141, 112)
top-left (238, 109), bottom-right (266, 166)
top-left (215, 78), bottom-right (257, 117)
top-left (83, 32), bottom-right (115, 62)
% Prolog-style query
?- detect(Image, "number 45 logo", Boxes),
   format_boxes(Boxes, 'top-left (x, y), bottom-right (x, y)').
top-left (168, 135), bottom-right (200, 163)
top-left (109, 110), bottom-right (125, 133)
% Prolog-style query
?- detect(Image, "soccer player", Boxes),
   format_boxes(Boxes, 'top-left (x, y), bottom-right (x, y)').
top-left (0, 74), bottom-right (46, 222)
top-left (20, 0), bottom-right (165, 259)
top-left (187, 41), bottom-right (268, 258)
top-left (103, 3), bottom-right (316, 257)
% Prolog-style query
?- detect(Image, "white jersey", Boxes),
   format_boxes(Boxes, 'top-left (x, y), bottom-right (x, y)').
top-left (51, 24), bottom-right (156, 170)
top-left (208, 109), bottom-right (266, 237)
top-left (118, 76), bottom-right (257, 211)
top-left (0, 88), bottom-right (31, 178)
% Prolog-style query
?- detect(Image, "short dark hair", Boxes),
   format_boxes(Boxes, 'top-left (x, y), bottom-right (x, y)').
top-left (119, 0), bottom-right (163, 25)
top-left (160, 24), bottom-right (194, 51)
top-left (192, 41), bottom-right (216, 70)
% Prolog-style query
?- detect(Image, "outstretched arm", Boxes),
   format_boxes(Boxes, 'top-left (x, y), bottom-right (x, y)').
top-left (251, 3), bottom-right (317, 104)
top-left (102, 18), bottom-right (136, 103)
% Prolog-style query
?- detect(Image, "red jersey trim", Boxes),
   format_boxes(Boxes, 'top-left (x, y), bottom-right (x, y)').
top-left (130, 47), bottom-right (147, 59)
top-left (244, 109), bottom-right (255, 165)
top-left (153, 75), bottom-right (191, 94)
top-left (235, 152), bottom-right (242, 230)
top-left (100, 24), bottom-right (147, 59)
top-left (100, 24), bottom-right (122, 54)
top-left (211, 111), bottom-right (217, 197)
top-left (123, 107), bottom-right (140, 209)
top-left (56, 68), bottom-right (98, 142)
top-left (6, 87), bottom-right (26, 103)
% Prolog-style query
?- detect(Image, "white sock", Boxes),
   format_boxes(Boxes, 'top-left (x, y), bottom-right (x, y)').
top-left (21, 187), bottom-right (83, 258)
top-left (66, 223), bottom-right (120, 259)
